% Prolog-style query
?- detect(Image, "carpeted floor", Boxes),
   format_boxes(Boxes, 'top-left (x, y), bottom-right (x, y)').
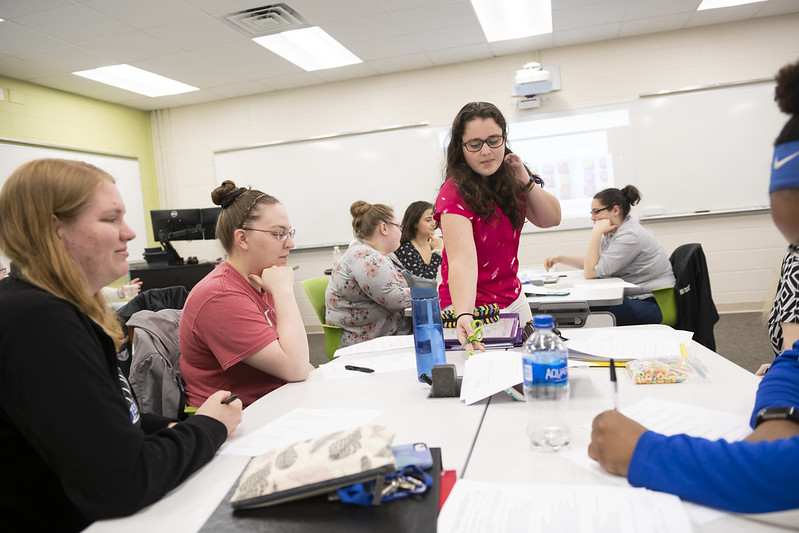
top-left (308, 312), bottom-right (772, 374)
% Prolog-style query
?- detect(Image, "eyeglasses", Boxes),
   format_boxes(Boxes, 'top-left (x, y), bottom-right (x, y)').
top-left (590, 206), bottom-right (613, 217)
top-left (462, 135), bottom-right (505, 152)
top-left (388, 222), bottom-right (404, 231)
top-left (241, 227), bottom-right (296, 241)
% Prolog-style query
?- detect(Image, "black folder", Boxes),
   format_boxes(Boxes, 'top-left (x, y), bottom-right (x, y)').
top-left (200, 448), bottom-right (442, 533)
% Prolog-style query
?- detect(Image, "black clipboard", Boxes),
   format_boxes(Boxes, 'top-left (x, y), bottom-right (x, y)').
top-left (200, 448), bottom-right (442, 533)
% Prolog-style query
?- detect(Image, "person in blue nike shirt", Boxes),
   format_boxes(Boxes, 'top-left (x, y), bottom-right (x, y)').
top-left (588, 57), bottom-right (799, 514)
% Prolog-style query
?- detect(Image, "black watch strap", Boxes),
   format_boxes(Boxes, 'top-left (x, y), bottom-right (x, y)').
top-left (754, 406), bottom-right (799, 428)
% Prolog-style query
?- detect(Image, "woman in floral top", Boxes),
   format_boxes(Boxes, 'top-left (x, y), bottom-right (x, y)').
top-left (325, 201), bottom-right (412, 347)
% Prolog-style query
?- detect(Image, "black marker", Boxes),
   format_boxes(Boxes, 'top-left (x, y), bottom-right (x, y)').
top-left (221, 394), bottom-right (239, 405)
top-left (345, 365), bottom-right (375, 373)
top-left (609, 359), bottom-right (618, 410)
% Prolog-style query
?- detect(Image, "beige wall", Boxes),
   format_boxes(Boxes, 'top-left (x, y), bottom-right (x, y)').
top-left (154, 15), bottom-right (799, 332)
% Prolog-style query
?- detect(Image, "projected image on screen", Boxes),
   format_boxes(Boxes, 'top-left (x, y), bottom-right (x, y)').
top-left (512, 131), bottom-right (614, 221)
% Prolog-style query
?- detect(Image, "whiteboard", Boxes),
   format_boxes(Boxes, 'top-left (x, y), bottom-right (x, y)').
top-left (213, 81), bottom-right (784, 248)
top-left (214, 125), bottom-right (447, 248)
top-left (0, 141), bottom-right (147, 263)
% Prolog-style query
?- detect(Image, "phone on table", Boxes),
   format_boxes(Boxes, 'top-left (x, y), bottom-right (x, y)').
top-left (391, 442), bottom-right (433, 469)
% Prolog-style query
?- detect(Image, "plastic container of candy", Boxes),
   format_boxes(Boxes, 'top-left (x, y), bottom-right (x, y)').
top-left (626, 358), bottom-right (693, 384)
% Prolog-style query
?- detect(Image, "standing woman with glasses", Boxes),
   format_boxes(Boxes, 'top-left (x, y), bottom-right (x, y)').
top-left (436, 102), bottom-right (561, 352)
top-left (544, 185), bottom-right (675, 325)
top-left (180, 180), bottom-right (311, 408)
top-left (326, 200), bottom-right (412, 347)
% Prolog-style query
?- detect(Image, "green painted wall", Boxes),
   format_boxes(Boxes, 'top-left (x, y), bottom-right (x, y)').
top-left (0, 75), bottom-right (158, 236)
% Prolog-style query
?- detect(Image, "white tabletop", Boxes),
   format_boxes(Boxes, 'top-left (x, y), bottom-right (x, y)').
top-left (88, 327), bottom-right (795, 532)
top-left (463, 328), bottom-right (790, 532)
top-left (522, 269), bottom-right (637, 309)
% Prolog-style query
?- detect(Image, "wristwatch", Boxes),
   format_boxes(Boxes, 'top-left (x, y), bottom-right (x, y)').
top-left (754, 406), bottom-right (799, 428)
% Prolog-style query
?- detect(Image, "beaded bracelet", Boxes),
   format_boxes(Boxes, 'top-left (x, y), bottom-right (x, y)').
top-left (441, 303), bottom-right (500, 328)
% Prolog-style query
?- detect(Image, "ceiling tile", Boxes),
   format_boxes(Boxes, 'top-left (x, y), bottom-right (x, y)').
top-left (79, 31), bottom-right (183, 63)
top-left (13, 4), bottom-right (133, 44)
top-left (391, 1), bottom-right (479, 34)
top-left (0, 21), bottom-right (67, 55)
top-left (17, 45), bottom-right (113, 73)
top-left (554, 0), bottom-right (628, 31)
top-left (0, 56), bottom-right (62, 80)
top-left (143, 16), bottom-right (244, 51)
top-left (0, 0), bottom-right (74, 19)
top-left (427, 44), bottom-right (494, 66)
top-left (619, 13), bottom-right (692, 38)
top-left (553, 22), bottom-right (622, 47)
top-left (369, 53), bottom-right (436, 75)
top-left (82, 0), bottom-right (201, 30)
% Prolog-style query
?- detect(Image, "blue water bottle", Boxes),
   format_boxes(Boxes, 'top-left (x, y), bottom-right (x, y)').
top-left (402, 272), bottom-right (446, 382)
top-left (522, 314), bottom-right (570, 451)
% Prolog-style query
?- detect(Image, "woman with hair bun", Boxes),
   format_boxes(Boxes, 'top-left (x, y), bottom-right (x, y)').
top-left (325, 201), bottom-right (412, 347)
top-left (545, 184), bottom-right (675, 325)
top-left (179, 180), bottom-right (311, 408)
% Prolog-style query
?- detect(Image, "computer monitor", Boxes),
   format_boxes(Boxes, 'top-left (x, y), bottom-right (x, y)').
top-left (200, 207), bottom-right (222, 240)
top-left (150, 209), bottom-right (203, 242)
top-left (149, 209), bottom-right (203, 266)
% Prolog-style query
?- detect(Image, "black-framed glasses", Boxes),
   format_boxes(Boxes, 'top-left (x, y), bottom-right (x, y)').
top-left (388, 222), bottom-right (404, 231)
top-left (590, 205), bottom-right (613, 217)
top-left (462, 135), bottom-right (505, 152)
top-left (241, 227), bottom-right (296, 241)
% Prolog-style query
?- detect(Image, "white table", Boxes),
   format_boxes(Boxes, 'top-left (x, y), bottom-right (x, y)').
top-left (87, 349), bottom-right (484, 533)
top-left (463, 329), bottom-right (790, 532)
top-left (88, 329), bottom-right (793, 533)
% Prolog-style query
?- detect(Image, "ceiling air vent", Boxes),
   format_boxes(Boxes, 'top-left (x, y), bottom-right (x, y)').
top-left (221, 3), bottom-right (308, 37)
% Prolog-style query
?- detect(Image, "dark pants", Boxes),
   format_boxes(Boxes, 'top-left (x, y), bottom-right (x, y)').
top-left (594, 296), bottom-right (662, 326)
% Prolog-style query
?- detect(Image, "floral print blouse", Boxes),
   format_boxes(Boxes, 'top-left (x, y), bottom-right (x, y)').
top-left (325, 240), bottom-right (412, 348)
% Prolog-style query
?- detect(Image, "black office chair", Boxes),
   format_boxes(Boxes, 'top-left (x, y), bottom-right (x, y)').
top-left (669, 243), bottom-right (719, 351)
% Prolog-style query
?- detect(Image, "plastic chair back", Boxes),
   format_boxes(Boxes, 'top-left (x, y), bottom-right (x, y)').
top-left (652, 287), bottom-right (678, 327)
top-left (301, 277), bottom-right (343, 360)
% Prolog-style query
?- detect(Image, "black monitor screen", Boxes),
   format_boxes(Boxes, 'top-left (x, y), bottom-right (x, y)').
top-left (200, 207), bottom-right (222, 240)
top-left (150, 209), bottom-right (203, 242)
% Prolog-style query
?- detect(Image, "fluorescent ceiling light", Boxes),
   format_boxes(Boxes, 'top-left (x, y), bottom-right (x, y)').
top-left (253, 26), bottom-right (361, 71)
top-left (697, 0), bottom-right (765, 9)
top-left (73, 64), bottom-right (199, 97)
top-left (471, 0), bottom-right (552, 42)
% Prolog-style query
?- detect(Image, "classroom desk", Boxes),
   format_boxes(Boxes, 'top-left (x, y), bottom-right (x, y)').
top-left (523, 269), bottom-right (636, 327)
top-left (87, 349), bottom-right (485, 533)
top-left (88, 329), bottom-right (792, 533)
top-left (463, 328), bottom-right (788, 532)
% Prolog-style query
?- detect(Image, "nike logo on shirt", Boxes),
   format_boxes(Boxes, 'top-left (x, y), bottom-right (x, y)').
top-left (774, 150), bottom-right (799, 170)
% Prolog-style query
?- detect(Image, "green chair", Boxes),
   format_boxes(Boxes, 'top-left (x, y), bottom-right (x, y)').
top-left (652, 287), bottom-right (678, 327)
top-left (301, 277), bottom-right (343, 360)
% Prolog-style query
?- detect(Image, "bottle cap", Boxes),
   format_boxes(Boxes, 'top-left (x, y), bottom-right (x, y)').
top-left (533, 314), bottom-right (554, 329)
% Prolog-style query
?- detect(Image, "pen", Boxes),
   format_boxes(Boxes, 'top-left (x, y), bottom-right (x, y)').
top-left (345, 364), bottom-right (375, 373)
top-left (609, 358), bottom-right (618, 410)
top-left (221, 394), bottom-right (239, 405)
top-left (679, 343), bottom-right (688, 359)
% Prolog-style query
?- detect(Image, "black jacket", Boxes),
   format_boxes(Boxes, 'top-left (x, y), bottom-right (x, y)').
top-left (0, 277), bottom-right (225, 532)
top-left (670, 243), bottom-right (719, 351)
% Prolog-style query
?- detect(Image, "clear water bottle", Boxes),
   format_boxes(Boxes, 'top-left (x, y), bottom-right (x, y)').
top-left (402, 272), bottom-right (446, 382)
top-left (332, 245), bottom-right (342, 264)
top-left (522, 314), bottom-right (570, 451)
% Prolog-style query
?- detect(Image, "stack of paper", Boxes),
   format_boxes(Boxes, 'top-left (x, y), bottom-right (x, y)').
top-left (564, 327), bottom-right (694, 362)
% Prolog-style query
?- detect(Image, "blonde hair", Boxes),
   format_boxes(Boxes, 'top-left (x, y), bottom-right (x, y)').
top-left (350, 201), bottom-right (394, 240)
top-left (211, 179), bottom-right (279, 252)
top-left (0, 159), bottom-right (126, 349)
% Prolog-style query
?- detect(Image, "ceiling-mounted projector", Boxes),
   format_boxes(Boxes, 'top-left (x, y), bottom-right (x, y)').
top-left (510, 62), bottom-right (561, 98)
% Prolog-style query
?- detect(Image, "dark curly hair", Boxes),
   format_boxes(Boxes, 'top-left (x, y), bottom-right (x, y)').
top-left (593, 184), bottom-right (642, 219)
top-left (443, 102), bottom-right (543, 229)
top-left (775, 58), bottom-right (799, 146)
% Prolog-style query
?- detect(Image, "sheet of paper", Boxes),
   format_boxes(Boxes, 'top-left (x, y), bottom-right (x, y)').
top-left (561, 397), bottom-right (751, 524)
top-left (220, 408), bottom-right (382, 457)
top-left (459, 352), bottom-right (522, 405)
top-left (438, 480), bottom-right (693, 533)
top-left (565, 327), bottom-right (694, 361)
top-left (319, 351), bottom-right (417, 380)
top-left (332, 334), bottom-right (415, 358)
